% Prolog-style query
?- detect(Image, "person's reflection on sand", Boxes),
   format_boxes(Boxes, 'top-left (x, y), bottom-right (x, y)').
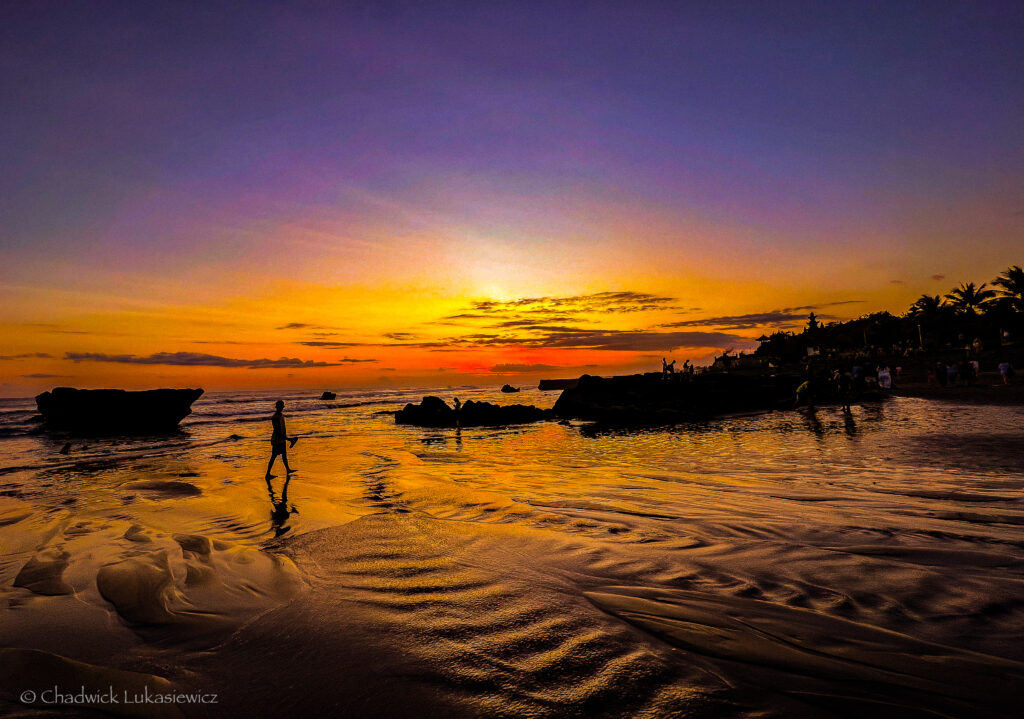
top-left (803, 406), bottom-right (824, 436)
top-left (266, 474), bottom-right (298, 537)
top-left (843, 411), bottom-right (857, 437)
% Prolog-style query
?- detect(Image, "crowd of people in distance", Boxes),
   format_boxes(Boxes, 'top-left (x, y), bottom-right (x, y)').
top-left (662, 357), bottom-right (695, 379)
top-left (791, 356), bottom-right (1017, 411)
top-left (926, 358), bottom-right (984, 387)
top-left (796, 363), bottom-right (898, 412)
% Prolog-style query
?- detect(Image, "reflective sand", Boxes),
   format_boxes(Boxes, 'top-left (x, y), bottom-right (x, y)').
top-left (1, 389), bottom-right (1023, 717)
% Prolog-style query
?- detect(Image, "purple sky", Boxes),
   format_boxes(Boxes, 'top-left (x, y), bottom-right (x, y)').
top-left (4, 1), bottom-right (1022, 260)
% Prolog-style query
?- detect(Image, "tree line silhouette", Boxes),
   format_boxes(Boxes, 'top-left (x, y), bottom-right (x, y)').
top-left (755, 265), bottom-right (1023, 361)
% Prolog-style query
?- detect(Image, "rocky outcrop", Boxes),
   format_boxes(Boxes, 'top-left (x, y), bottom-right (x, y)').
top-left (538, 378), bottom-right (579, 391)
top-left (320, 391), bottom-right (337, 400)
top-left (395, 396), bottom-right (548, 428)
top-left (500, 384), bottom-right (520, 393)
top-left (552, 373), bottom-right (805, 423)
top-left (34, 387), bottom-right (204, 433)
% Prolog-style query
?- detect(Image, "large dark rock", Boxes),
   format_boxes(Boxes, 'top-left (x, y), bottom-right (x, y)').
top-left (538, 378), bottom-right (579, 391)
top-left (35, 387), bottom-right (204, 433)
top-left (395, 396), bottom-right (453, 427)
top-left (499, 384), bottom-right (520, 393)
top-left (320, 391), bottom-right (337, 400)
top-left (395, 396), bottom-right (548, 428)
top-left (552, 373), bottom-right (805, 423)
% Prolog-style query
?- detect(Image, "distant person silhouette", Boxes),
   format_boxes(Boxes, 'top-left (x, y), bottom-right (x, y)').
top-left (833, 369), bottom-right (852, 413)
top-left (998, 359), bottom-right (1013, 384)
top-left (266, 400), bottom-right (297, 478)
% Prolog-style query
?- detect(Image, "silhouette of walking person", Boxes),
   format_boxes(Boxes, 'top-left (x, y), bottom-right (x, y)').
top-left (266, 400), bottom-right (298, 478)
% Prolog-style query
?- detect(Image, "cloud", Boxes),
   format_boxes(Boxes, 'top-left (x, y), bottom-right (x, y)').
top-left (489, 317), bottom-right (580, 328)
top-left (190, 340), bottom-right (266, 345)
top-left (299, 327), bottom-right (746, 352)
top-left (276, 323), bottom-right (347, 331)
top-left (524, 329), bottom-right (747, 351)
top-left (338, 357), bottom-right (377, 363)
top-left (467, 291), bottom-right (681, 316)
top-left (931, 274), bottom-right (946, 281)
top-left (300, 340), bottom-right (450, 348)
top-left (662, 301), bottom-right (864, 330)
top-left (298, 341), bottom-right (373, 348)
top-left (663, 313), bottom-right (808, 329)
top-left (285, 291), bottom-right (763, 355)
top-left (489, 363), bottom-right (562, 373)
top-left (776, 301), bottom-right (863, 311)
top-left (65, 352), bottom-right (340, 369)
top-left (439, 313), bottom-right (493, 321)
top-left (21, 373), bottom-right (69, 378)
top-left (431, 329), bottom-right (746, 351)
top-left (21, 323), bottom-right (93, 334)
top-left (890, 279), bottom-right (905, 285)
top-left (0, 352), bottom-right (53, 360)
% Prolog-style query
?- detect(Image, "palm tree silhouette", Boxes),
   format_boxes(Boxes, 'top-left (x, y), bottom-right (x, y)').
top-left (945, 282), bottom-right (995, 315)
top-left (909, 294), bottom-right (943, 317)
top-left (993, 265), bottom-right (1024, 312)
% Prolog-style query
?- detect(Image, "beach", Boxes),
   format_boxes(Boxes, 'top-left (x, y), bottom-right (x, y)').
top-left (2, 387), bottom-right (1023, 717)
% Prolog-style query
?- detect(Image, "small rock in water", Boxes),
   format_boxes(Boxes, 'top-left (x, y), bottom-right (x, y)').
top-left (58, 442), bottom-right (71, 455)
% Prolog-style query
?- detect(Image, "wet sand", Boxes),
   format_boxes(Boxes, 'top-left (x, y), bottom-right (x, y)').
top-left (2, 389), bottom-right (1023, 717)
top-left (894, 377), bottom-right (1024, 405)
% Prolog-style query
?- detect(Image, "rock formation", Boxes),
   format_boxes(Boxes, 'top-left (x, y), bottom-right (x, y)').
top-left (35, 387), bottom-right (204, 433)
top-left (395, 396), bottom-right (548, 427)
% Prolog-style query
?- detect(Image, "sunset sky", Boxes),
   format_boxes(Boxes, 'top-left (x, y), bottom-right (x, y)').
top-left (2, 1), bottom-right (1022, 395)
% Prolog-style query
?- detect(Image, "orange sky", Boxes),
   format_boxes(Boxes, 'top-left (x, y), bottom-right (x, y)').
top-left (2, 229), bottom-right (1017, 396)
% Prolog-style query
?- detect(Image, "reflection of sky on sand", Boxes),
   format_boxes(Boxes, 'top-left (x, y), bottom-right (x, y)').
top-left (2, 389), bottom-right (1024, 715)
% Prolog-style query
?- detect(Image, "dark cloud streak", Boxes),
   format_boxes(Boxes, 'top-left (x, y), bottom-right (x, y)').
top-left (65, 352), bottom-right (341, 369)
top-left (663, 301), bottom-right (864, 330)
top-left (0, 352), bottom-right (53, 360)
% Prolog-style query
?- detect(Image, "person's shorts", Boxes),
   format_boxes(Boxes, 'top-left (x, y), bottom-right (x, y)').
top-left (270, 441), bottom-right (287, 455)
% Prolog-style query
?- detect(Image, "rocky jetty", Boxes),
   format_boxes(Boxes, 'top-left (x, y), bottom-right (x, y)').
top-left (35, 387), bottom-right (204, 433)
top-left (552, 373), bottom-right (805, 423)
top-left (538, 378), bottom-right (579, 391)
top-left (395, 396), bottom-right (548, 428)
top-left (320, 391), bottom-right (337, 400)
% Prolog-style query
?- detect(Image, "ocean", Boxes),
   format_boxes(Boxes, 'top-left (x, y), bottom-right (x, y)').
top-left (2, 387), bottom-right (1023, 717)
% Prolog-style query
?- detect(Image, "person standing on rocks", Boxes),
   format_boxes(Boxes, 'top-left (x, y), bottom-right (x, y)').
top-left (266, 400), bottom-right (298, 478)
